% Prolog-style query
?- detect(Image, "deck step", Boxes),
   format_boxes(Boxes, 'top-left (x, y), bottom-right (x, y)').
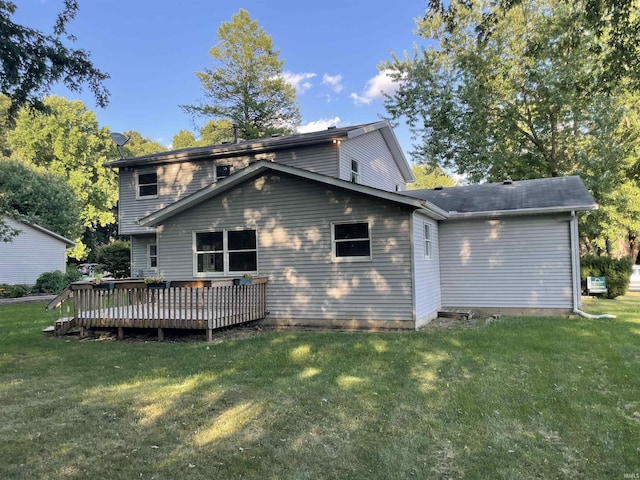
top-left (437, 309), bottom-right (474, 320)
top-left (53, 317), bottom-right (76, 336)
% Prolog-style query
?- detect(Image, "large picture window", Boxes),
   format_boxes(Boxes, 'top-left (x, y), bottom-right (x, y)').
top-left (332, 222), bottom-right (371, 261)
top-left (195, 229), bottom-right (257, 275)
top-left (137, 172), bottom-right (158, 198)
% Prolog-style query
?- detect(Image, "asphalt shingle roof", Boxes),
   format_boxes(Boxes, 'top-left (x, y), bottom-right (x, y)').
top-left (400, 176), bottom-right (597, 214)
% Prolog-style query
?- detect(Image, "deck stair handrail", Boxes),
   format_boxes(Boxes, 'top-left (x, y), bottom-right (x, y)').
top-left (45, 286), bottom-right (75, 336)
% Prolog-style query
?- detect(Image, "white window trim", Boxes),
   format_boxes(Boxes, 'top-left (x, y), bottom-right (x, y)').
top-left (331, 220), bottom-right (372, 263)
top-left (136, 169), bottom-right (159, 199)
top-left (424, 222), bottom-right (432, 260)
top-left (192, 228), bottom-right (258, 277)
top-left (147, 243), bottom-right (158, 270)
top-left (350, 159), bottom-right (360, 184)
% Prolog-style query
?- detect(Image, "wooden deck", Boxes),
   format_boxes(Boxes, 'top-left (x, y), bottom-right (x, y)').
top-left (46, 278), bottom-right (268, 340)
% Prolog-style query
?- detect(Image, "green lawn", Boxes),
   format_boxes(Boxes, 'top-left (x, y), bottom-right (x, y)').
top-left (1, 296), bottom-right (639, 479)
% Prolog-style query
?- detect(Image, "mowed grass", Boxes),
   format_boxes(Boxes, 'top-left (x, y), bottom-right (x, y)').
top-left (0, 296), bottom-right (639, 479)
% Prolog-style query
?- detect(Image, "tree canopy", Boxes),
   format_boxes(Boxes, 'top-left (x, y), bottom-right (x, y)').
top-left (408, 164), bottom-right (457, 190)
top-left (6, 96), bottom-right (118, 257)
top-left (181, 9), bottom-right (301, 140)
top-left (382, 0), bottom-right (640, 257)
top-left (0, 158), bottom-right (82, 240)
top-left (0, 1), bottom-right (109, 116)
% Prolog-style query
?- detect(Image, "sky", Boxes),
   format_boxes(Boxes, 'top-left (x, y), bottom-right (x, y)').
top-left (14, 0), bottom-right (429, 158)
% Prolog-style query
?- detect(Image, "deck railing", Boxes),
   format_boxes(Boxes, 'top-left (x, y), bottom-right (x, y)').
top-left (47, 278), bottom-right (268, 340)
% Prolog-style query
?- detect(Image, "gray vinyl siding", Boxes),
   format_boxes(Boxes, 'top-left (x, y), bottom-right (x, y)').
top-left (0, 218), bottom-right (68, 284)
top-left (273, 143), bottom-right (339, 177)
top-left (156, 172), bottom-right (416, 324)
top-left (340, 130), bottom-right (406, 192)
top-left (130, 234), bottom-right (157, 278)
top-left (412, 213), bottom-right (441, 326)
top-left (439, 215), bottom-right (573, 309)
top-left (118, 144), bottom-right (339, 235)
top-left (119, 162), bottom-right (216, 234)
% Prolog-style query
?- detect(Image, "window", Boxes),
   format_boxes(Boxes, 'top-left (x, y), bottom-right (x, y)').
top-left (137, 172), bottom-right (158, 198)
top-left (424, 223), bottom-right (432, 259)
top-left (332, 222), bottom-right (371, 261)
top-left (194, 229), bottom-right (257, 275)
top-left (350, 159), bottom-right (360, 183)
top-left (148, 244), bottom-right (158, 269)
top-left (216, 164), bottom-right (232, 180)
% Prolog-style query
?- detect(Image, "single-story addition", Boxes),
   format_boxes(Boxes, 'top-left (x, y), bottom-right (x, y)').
top-left (0, 217), bottom-right (75, 285)
top-left (137, 162), bottom-right (596, 329)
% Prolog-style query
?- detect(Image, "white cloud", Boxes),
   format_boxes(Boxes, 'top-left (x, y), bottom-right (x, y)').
top-left (350, 69), bottom-right (399, 106)
top-left (283, 71), bottom-right (316, 93)
top-left (350, 92), bottom-right (373, 106)
top-left (297, 117), bottom-right (341, 133)
top-left (322, 73), bottom-right (344, 93)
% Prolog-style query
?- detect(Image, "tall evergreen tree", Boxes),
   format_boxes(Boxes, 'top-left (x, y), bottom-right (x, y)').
top-left (181, 9), bottom-right (301, 140)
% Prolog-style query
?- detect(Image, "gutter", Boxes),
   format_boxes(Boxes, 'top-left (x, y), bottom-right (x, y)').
top-left (568, 211), bottom-right (616, 319)
top-left (447, 204), bottom-right (598, 219)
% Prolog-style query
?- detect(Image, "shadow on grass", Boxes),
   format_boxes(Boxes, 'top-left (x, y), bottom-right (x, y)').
top-left (1, 298), bottom-right (639, 479)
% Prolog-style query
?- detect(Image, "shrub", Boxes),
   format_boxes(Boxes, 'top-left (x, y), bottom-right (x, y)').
top-left (0, 284), bottom-right (32, 298)
top-left (95, 241), bottom-right (131, 279)
top-left (64, 265), bottom-right (83, 284)
top-left (34, 270), bottom-right (67, 293)
top-left (580, 255), bottom-right (633, 299)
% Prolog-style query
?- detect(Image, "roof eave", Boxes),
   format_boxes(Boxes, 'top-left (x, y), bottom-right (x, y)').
top-left (105, 129), bottom-right (358, 169)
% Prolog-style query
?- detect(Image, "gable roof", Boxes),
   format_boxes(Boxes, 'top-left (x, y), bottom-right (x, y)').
top-left (105, 121), bottom-right (415, 183)
top-left (3, 217), bottom-right (75, 247)
top-left (138, 161), bottom-right (448, 227)
top-left (400, 176), bottom-right (597, 218)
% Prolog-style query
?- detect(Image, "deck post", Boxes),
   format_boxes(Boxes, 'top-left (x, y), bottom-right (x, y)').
top-left (207, 328), bottom-right (213, 342)
top-left (158, 327), bottom-right (164, 341)
top-left (79, 326), bottom-right (88, 338)
top-left (118, 327), bottom-right (124, 340)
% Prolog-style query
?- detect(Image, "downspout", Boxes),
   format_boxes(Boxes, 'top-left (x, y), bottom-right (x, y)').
top-left (569, 211), bottom-right (616, 319)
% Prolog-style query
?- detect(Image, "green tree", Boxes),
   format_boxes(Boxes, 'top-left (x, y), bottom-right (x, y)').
top-left (383, 0), bottom-right (640, 255)
top-left (199, 119), bottom-right (234, 145)
top-left (7, 95), bottom-right (118, 257)
top-left (0, 158), bottom-right (82, 240)
top-left (181, 9), bottom-right (301, 140)
top-left (95, 240), bottom-right (130, 279)
top-left (0, 1), bottom-right (109, 116)
top-left (427, 0), bottom-right (640, 93)
top-left (172, 129), bottom-right (197, 149)
top-left (121, 130), bottom-right (167, 157)
top-left (408, 164), bottom-right (457, 190)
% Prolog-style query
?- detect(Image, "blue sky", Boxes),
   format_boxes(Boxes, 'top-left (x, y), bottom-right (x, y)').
top-left (15, 0), bottom-right (428, 157)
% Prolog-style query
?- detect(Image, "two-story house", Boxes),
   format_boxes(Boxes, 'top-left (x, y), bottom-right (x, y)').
top-left (105, 121), bottom-right (596, 329)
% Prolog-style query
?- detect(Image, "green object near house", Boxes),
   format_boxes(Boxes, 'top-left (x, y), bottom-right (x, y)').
top-left (587, 276), bottom-right (607, 294)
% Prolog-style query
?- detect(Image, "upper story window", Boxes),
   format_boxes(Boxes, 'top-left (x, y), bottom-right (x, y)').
top-left (137, 172), bottom-right (158, 198)
top-left (194, 229), bottom-right (257, 275)
top-left (350, 159), bottom-right (360, 184)
top-left (424, 223), bottom-right (432, 259)
top-left (332, 221), bottom-right (371, 262)
top-left (216, 164), bottom-right (232, 180)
